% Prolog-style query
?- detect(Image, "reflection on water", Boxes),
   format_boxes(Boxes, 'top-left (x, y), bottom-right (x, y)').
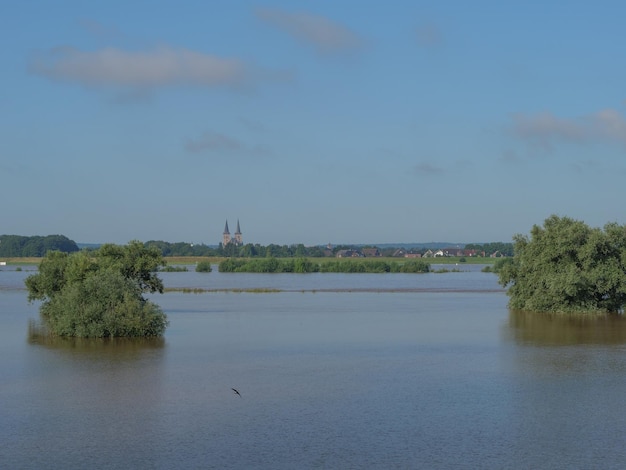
top-left (507, 310), bottom-right (626, 346)
top-left (27, 319), bottom-right (165, 355)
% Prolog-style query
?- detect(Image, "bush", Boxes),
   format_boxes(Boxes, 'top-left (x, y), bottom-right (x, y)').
top-left (195, 261), bottom-right (212, 273)
top-left (25, 242), bottom-right (168, 337)
top-left (40, 270), bottom-right (167, 337)
top-left (397, 260), bottom-right (430, 273)
top-left (161, 265), bottom-right (188, 272)
top-left (499, 215), bottom-right (626, 314)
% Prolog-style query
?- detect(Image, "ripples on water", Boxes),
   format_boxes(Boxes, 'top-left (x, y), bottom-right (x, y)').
top-left (2, 267), bottom-right (626, 469)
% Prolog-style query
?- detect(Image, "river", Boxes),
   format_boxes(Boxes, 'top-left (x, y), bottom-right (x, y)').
top-left (1, 265), bottom-right (626, 469)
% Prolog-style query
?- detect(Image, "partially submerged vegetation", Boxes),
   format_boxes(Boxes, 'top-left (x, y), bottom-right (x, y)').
top-left (498, 215), bottom-right (626, 314)
top-left (218, 257), bottom-right (430, 273)
top-left (160, 265), bottom-right (188, 272)
top-left (481, 258), bottom-right (513, 273)
top-left (195, 260), bottom-right (212, 272)
top-left (25, 241), bottom-right (168, 338)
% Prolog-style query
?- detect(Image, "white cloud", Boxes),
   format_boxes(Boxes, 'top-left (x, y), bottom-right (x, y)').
top-left (255, 7), bottom-right (363, 54)
top-left (592, 109), bottom-right (626, 143)
top-left (511, 108), bottom-right (626, 150)
top-left (29, 46), bottom-right (250, 89)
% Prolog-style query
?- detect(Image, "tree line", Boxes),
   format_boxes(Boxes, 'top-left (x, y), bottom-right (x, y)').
top-left (0, 234), bottom-right (513, 259)
top-left (0, 235), bottom-right (79, 257)
top-left (145, 241), bottom-right (514, 258)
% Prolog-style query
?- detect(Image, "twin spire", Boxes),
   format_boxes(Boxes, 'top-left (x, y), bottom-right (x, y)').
top-left (223, 219), bottom-right (243, 246)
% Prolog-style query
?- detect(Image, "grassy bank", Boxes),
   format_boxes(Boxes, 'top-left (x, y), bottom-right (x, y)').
top-left (1, 258), bottom-right (43, 265)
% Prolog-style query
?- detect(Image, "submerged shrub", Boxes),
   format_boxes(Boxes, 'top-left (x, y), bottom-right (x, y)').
top-left (499, 215), bottom-right (626, 314)
top-left (25, 242), bottom-right (168, 338)
top-left (195, 261), bottom-right (212, 273)
top-left (41, 270), bottom-right (167, 337)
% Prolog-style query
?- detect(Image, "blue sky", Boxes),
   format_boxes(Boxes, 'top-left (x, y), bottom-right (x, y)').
top-left (2, 1), bottom-right (625, 246)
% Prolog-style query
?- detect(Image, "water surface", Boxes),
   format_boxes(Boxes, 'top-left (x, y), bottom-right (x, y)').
top-left (2, 268), bottom-right (626, 469)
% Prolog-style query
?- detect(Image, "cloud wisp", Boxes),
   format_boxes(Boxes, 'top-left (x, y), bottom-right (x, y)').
top-left (413, 162), bottom-right (444, 175)
top-left (415, 23), bottom-right (444, 48)
top-left (78, 19), bottom-right (124, 41)
top-left (255, 7), bottom-right (363, 54)
top-left (511, 108), bottom-right (626, 151)
top-left (184, 130), bottom-right (270, 157)
top-left (29, 46), bottom-right (253, 90)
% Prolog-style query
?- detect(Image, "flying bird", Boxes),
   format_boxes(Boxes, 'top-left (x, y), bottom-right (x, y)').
top-left (231, 388), bottom-right (241, 397)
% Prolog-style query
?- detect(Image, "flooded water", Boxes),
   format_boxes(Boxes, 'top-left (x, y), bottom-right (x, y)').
top-left (2, 266), bottom-right (626, 469)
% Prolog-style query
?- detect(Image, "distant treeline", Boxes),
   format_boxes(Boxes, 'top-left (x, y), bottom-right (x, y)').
top-left (145, 240), bottom-right (513, 258)
top-left (0, 235), bottom-right (79, 257)
top-left (218, 258), bottom-right (431, 273)
top-left (144, 241), bottom-right (327, 258)
top-left (0, 235), bottom-right (513, 259)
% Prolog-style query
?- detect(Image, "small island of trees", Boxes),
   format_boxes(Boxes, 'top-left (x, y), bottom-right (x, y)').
top-left (26, 241), bottom-right (168, 338)
top-left (218, 258), bottom-right (431, 273)
top-left (498, 215), bottom-right (626, 314)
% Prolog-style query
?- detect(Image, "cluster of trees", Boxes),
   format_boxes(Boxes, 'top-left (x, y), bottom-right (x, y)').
top-left (0, 235), bottom-right (78, 257)
top-left (499, 215), bottom-right (626, 314)
top-left (218, 257), bottom-right (431, 274)
top-left (144, 240), bottom-right (328, 258)
top-left (195, 261), bottom-right (212, 272)
top-left (25, 241), bottom-right (168, 338)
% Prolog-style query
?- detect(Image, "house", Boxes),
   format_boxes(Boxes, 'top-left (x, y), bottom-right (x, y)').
top-left (336, 249), bottom-right (363, 258)
top-left (362, 248), bottom-right (381, 257)
top-left (392, 248), bottom-right (406, 257)
top-left (423, 249), bottom-right (434, 258)
top-left (405, 252), bottom-right (422, 258)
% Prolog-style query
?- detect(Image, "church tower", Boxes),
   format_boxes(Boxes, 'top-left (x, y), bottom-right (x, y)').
top-left (222, 219), bottom-right (243, 246)
top-left (223, 220), bottom-right (231, 246)
top-left (234, 220), bottom-right (243, 245)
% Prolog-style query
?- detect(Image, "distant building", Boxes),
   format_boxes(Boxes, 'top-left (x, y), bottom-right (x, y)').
top-left (336, 249), bottom-right (363, 258)
top-left (223, 219), bottom-right (243, 246)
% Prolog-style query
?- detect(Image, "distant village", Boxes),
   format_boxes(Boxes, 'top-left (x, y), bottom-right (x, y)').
top-left (0, 223), bottom-right (512, 259)
top-left (221, 220), bottom-right (511, 258)
top-left (331, 247), bottom-right (507, 259)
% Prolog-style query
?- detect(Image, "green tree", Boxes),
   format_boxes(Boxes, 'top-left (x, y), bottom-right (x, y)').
top-left (97, 241), bottom-right (165, 294)
top-left (25, 242), bottom-right (168, 337)
top-left (0, 234), bottom-right (79, 257)
top-left (498, 215), bottom-right (626, 314)
top-left (195, 261), bottom-right (212, 272)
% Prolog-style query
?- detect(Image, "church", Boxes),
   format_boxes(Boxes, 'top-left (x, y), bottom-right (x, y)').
top-left (222, 220), bottom-right (243, 246)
